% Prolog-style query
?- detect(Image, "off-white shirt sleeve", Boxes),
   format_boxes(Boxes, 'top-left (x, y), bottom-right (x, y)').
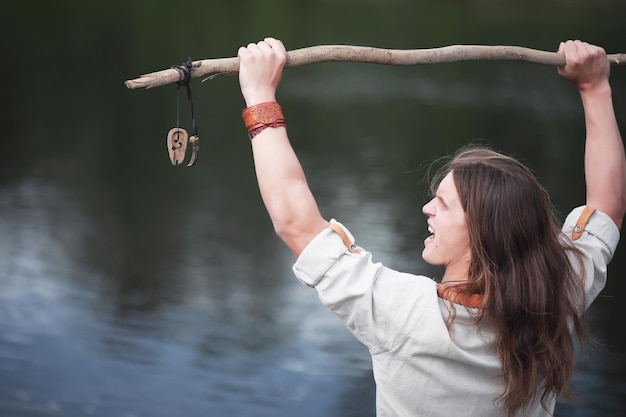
top-left (293, 220), bottom-right (438, 355)
top-left (561, 206), bottom-right (620, 309)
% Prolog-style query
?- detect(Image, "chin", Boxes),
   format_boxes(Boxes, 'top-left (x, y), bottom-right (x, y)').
top-left (422, 250), bottom-right (445, 267)
top-left (421, 251), bottom-right (435, 266)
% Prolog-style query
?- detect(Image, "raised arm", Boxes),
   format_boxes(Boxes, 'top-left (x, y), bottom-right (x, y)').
top-left (238, 38), bottom-right (328, 257)
top-left (558, 40), bottom-right (626, 229)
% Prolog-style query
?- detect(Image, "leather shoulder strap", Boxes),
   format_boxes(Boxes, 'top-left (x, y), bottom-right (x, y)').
top-left (572, 206), bottom-right (596, 241)
top-left (328, 223), bottom-right (360, 254)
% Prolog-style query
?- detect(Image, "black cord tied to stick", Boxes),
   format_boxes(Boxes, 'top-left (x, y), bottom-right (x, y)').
top-left (167, 57), bottom-right (200, 167)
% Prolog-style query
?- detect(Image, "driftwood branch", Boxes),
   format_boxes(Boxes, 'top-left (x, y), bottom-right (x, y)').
top-left (125, 44), bottom-right (626, 90)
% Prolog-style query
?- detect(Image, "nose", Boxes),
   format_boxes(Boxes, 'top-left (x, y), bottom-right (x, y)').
top-left (422, 198), bottom-right (436, 216)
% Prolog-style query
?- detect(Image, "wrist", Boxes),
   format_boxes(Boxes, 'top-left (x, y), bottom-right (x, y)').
top-left (242, 89), bottom-right (277, 107)
top-left (245, 96), bottom-right (276, 107)
top-left (579, 79), bottom-right (612, 98)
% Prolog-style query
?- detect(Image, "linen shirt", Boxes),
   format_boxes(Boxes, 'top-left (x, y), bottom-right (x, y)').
top-left (292, 206), bottom-right (620, 417)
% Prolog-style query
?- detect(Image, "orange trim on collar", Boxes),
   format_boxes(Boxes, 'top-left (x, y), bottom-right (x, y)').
top-left (437, 284), bottom-right (483, 309)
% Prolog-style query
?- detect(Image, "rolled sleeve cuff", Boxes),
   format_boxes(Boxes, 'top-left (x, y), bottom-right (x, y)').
top-left (292, 220), bottom-right (358, 288)
top-left (563, 206), bottom-right (620, 259)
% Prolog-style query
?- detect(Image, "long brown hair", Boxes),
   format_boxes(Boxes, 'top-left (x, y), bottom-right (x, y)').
top-left (432, 145), bottom-right (586, 416)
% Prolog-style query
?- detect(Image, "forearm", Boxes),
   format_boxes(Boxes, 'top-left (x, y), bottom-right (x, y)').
top-left (581, 82), bottom-right (626, 228)
top-left (251, 126), bottom-right (328, 257)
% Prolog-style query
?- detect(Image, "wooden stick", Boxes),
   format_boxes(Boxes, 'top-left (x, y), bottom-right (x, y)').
top-left (125, 44), bottom-right (626, 90)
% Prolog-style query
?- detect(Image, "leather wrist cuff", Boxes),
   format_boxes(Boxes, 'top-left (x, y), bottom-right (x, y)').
top-left (242, 102), bottom-right (285, 138)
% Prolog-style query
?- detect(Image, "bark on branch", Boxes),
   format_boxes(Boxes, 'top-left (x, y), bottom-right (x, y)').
top-left (125, 44), bottom-right (626, 90)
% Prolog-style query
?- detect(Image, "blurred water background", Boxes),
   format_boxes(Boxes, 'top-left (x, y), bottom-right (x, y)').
top-left (1, 1), bottom-right (625, 416)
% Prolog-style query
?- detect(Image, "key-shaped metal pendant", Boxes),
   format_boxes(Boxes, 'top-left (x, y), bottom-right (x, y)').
top-left (167, 127), bottom-right (188, 165)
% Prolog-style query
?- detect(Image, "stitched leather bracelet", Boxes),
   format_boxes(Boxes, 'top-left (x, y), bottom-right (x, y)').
top-left (242, 102), bottom-right (285, 140)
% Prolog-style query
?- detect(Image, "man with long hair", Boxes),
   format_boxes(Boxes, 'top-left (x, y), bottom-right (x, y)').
top-left (236, 38), bottom-right (625, 416)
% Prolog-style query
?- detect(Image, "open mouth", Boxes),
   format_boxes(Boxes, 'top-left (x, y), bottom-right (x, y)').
top-left (425, 225), bottom-right (436, 244)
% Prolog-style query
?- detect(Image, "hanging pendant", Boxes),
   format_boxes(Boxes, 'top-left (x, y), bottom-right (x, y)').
top-left (187, 135), bottom-right (199, 167)
top-left (167, 127), bottom-right (188, 165)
